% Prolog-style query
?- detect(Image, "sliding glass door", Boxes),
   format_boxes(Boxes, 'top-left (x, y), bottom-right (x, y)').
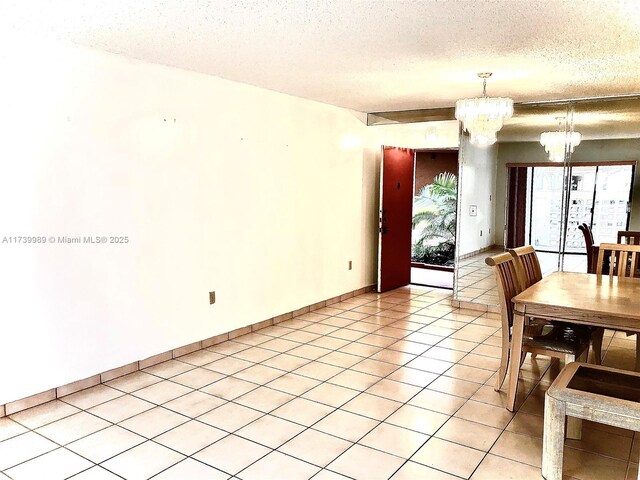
top-left (526, 163), bottom-right (634, 271)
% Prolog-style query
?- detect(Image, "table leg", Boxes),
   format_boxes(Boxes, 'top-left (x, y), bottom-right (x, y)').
top-left (543, 395), bottom-right (566, 480)
top-left (507, 310), bottom-right (525, 412)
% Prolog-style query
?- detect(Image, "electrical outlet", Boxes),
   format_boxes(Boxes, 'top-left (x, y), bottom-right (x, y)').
top-left (209, 291), bottom-right (216, 305)
top-left (348, 260), bottom-right (352, 270)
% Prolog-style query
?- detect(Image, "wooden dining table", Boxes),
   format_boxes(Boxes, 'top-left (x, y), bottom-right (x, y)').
top-left (507, 271), bottom-right (640, 412)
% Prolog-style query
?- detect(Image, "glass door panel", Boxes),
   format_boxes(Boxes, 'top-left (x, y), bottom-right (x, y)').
top-left (565, 166), bottom-right (597, 253)
top-left (592, 165), bottom-right (633, 244)
top-left (529, 166), bottom-right (565, 252)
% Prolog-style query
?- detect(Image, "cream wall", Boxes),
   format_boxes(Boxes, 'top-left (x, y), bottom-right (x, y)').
top-left (0, 39), bottom-right (389, 404)
top-left (494, 139), bottom-right (640, 246)
top-left (457, 137), bottom-right (499, 257)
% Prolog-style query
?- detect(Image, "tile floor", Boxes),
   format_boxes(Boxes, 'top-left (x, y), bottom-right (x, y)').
top-left (1, 286), bottom-right (638, 479)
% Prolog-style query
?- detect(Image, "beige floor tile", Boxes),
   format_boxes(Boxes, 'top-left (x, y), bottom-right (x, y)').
top-left (240, 450), bottom-right (321, 480)
top-left (309, 335), bottom-right (351, 351)
top-left (233, 346), bottom-right (279, 363)
top-left (66, 425), bottom-right (145, 462)
top-left (287, 344), bottom-right (332, 360)
top-left (0, 417), bottom-right (28, 442)
top-left (236, 414), bottom-right (305, 448)
top-left (193, 434), bottom-right (270, 475)
top-left (207, 340), bottom-right (251, 356)
top-left (61, 384), bottom-right (123, 409)
top-left (565, 427), bottom-right (633, 461)
top-left (176, 349), bottom-right (225, 366)
top-left (69, 466), bottom-right (122, 479)
top-left (272, 397), bottom-right (334, 426)
top-left (471, 453), bottom-right (540, 479)
top-left (444, 364), bottom-right (494, 384)
top-left (235, 332), bottom-right (273, 346)
top-left (35, 411), bottom-right (110, 445)
top-left (387, 366), bottom-right (439, 388)
top-left (563, 446), bottom-right (629, 480)
top-left (327, 444), bottom-right (405, 480)
top-left (505, 411), bottom-right (544, 438)
top-left (329, 370), bottom-right (380, 391)
top-left (408, 389), bottom-right (466, 415)
top-left (469, 384), bottom-right (508, 407)
top-left (162, 390), bottom-right (226, 417)
top-left (262, 353), bottom-right (311, 371)
top-left (259, 338), bottom-right (302, 354)
top-left (154, 420), bottom-right (226, 455)
top-left (5, 447), bottom-right (92, 480)
top-left (131, 380), bottom-right (192, 404)
top-left (459, 352), bottom-right (501, 371)
top-left (455, 400), bottom-right (514, 429)
top-left (360, 422), bottom-right (429, 458)
top-left (427, 375), bottom-right (482, 398)
top-left (204, 356), bottom-right (254, 375)
top-left (234, 364), bottom-right (286, 384)
top-left (313, 409), bottom-right (378, 442)
top-left (201, 376), bottom-right (258, 400)
top-left (153, 458), bottom-right (229, 480)
top-left (10, 400), bottom-right (80, 429)
top-left (198, 402), bottom-right (263, 432)
top-left (391, 460), bottom-right (460, 479)
top-left (234, 386), bottom-right (294, 413)
top-left (302, 383), bottom-right (359, 407)
top-left (105, 371), bottom-right (162, 393)
top-left (87, 394), bottom-right (154, 423)
top-left (170, 367), bottom-right (225, 389)
top-left (490, 430), bottom-right (542, 467)
top-left (0, 432), bottom-right (58, 470)
top-left (279, 428), bottom-right (352, 467)
top-left (101, 441), bottom-right (185, 480)
top-left (422, 346), bottom-right (467, 363)
top-left (385, 404), bottom-right (449, 435)
top-left (119, 407), bottom-right (189, 438)
top-left (436, 417), bottom-right (501, 452)
top-left (365, 378), bottom-right (422, 403)
top-left (339, 342), bottom-right (383, 357)
top-left (266, 373), bottom-right (321, 396)
top-left (318, 351), bottom-right (363, 368)
top-left (369, 349), bottom-right (417, 365)
top-left (294, 361), bottom-right (344, 381)
top-left (143, 359), bottom-right (194, 378)
top-left (412, 437), bottom-right (485, 478)
top-left (342, 393), bottom-right (402, 421)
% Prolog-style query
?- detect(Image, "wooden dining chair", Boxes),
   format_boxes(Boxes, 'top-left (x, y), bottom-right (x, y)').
top-left (597, 243), bottom-right (640, 371)
top-left (509, 245), bottom-right (604, 365)
top-left (578, 223), bottom-right (597, 274)
top-left (485, 253), bottom-right (591, 392)
top-left (617, 231), bottom-right (640, 275)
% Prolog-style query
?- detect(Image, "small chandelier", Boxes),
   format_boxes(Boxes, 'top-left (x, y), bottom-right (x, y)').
top-left (540, 118), bottom-right (582, 162)
top-left (455, 72), bottom-right (513, 146)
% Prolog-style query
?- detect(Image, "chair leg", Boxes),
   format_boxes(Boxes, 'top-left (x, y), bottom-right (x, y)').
top-left (520, 351), bottom-right (527, 367)
top-left (635, 334), bottom-right (640, 372)
top-left (591, 328), bottom-right (604, 365)
top-left (495, 334), bottom-right (510, 392)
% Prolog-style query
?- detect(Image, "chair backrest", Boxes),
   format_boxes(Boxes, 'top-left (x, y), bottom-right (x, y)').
top-left (596, 243), bottom-right (640, 278)
top-left (578, 223), bottom-right (596, 273)
top-left (508, 245), bottom-right (542, 289)
top-left (617, 231), bottom-right (640, 245)
top-left (485, 252), bottom-right (524, 333)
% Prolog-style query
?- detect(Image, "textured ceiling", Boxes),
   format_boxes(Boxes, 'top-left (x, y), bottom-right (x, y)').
top-left (2, 0), bottom-right (640, 112)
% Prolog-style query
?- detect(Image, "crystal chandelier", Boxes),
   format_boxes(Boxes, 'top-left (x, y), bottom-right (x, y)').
top-left (455, 73), bottom-right (513, 146)
top-left (540, 118), bottom-right (582, 162)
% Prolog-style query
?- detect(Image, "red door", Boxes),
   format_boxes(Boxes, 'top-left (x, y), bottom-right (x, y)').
top-left (378, 146), bottom-right (415, 292)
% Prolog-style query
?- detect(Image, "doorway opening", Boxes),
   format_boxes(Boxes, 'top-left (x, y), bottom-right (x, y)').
top-left (410, 150), bottom-right (459, 289)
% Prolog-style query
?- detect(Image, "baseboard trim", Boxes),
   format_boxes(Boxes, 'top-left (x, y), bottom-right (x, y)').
top-left (457, 244), bottom-right (501, 261)
top-left (1, 284), bottom-right (376, 417)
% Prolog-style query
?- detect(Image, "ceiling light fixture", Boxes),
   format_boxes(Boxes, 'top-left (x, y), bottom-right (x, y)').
top-left (455, 72), bottom-right (513, 147)
top-left (540, 117), bottom-right (582, 162)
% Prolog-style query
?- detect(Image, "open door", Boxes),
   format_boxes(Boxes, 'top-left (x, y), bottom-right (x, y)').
top-left (378, 146), bottom-right (415, 292)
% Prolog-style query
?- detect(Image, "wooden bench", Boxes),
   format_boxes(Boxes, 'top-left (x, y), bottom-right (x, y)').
top-left (543, 362), bottom-right (640, 480)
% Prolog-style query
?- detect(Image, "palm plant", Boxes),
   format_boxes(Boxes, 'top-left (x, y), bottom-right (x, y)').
top-left (412, 172), bottom-right (457, 265)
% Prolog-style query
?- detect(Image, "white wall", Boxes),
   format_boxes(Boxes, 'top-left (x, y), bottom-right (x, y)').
top-left (0, 39), bottom-right (386, 404)
top-left (494, 139), bottom-right (640, 246)
top-left (457, 136), bottom-right (498, 256)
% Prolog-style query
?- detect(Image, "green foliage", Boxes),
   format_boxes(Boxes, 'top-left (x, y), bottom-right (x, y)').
top-left (412, 172), bottom-right (457, 266)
